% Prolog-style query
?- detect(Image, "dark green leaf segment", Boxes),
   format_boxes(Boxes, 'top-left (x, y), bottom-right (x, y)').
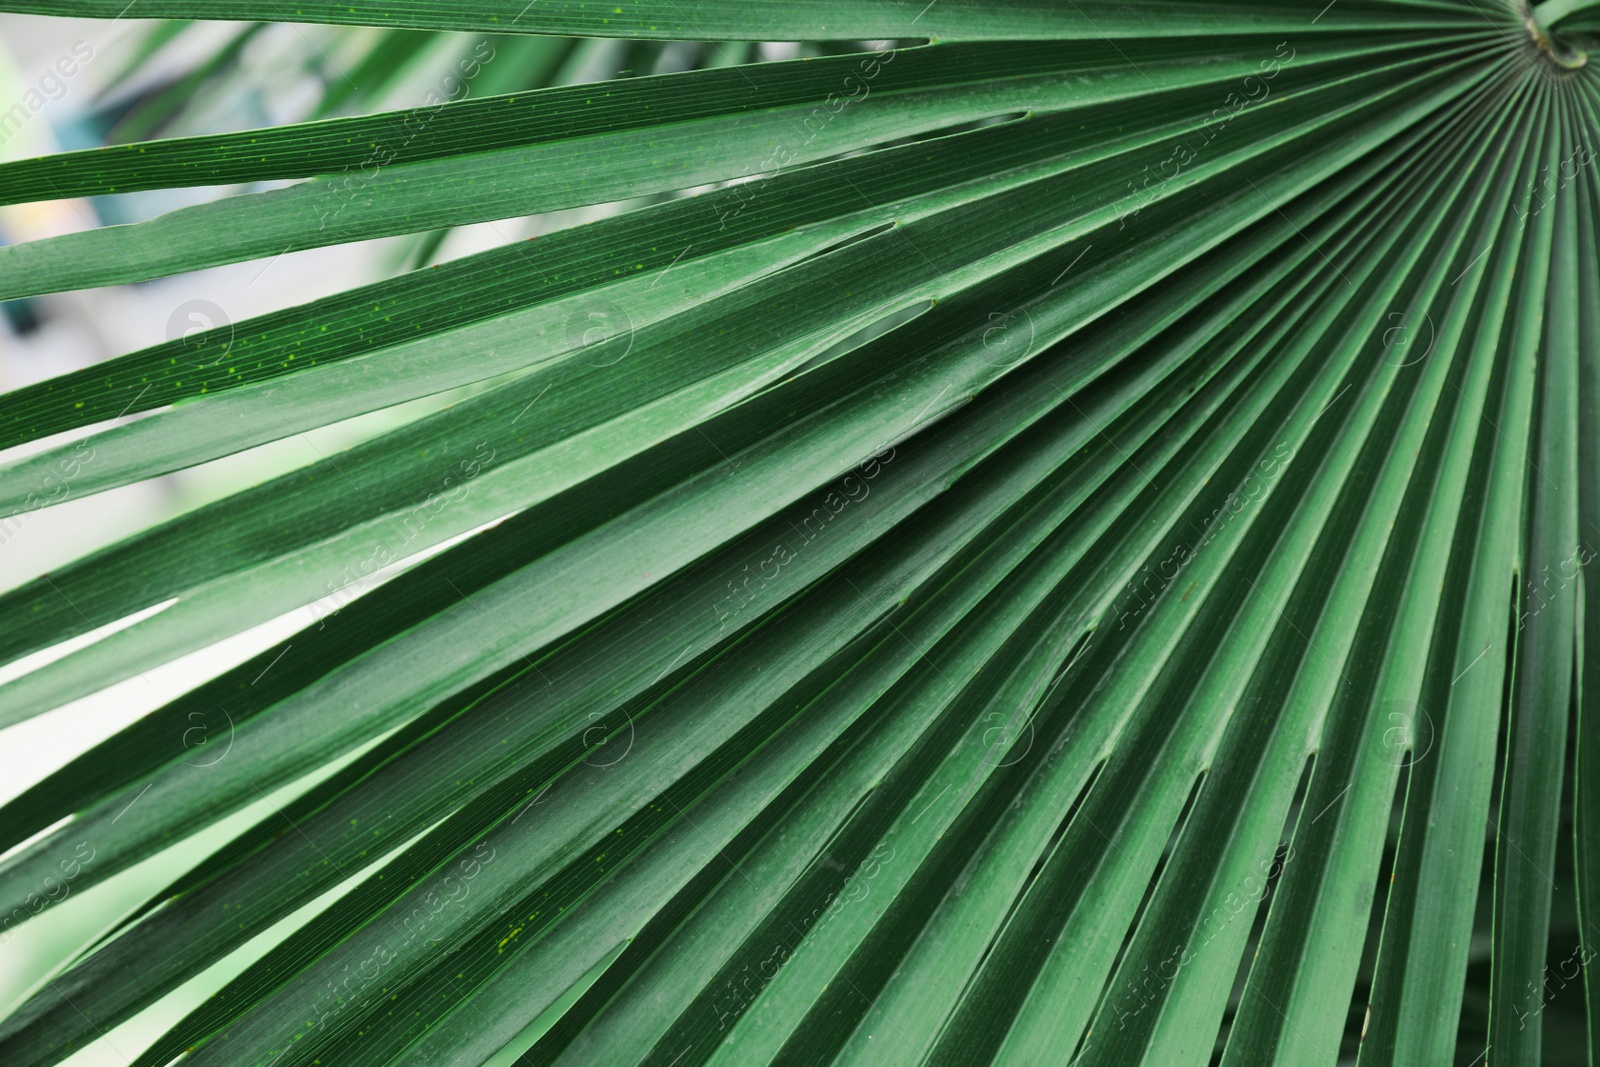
top-left (0, 0), bottom-right (1486, 39)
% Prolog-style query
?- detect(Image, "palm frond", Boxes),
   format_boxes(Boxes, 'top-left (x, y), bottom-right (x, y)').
top-left (0, 2), bottom-right (1597, 1065)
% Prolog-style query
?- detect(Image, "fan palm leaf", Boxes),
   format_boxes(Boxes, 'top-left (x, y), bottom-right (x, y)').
top-left (0, 2), bottom-right (1596, 1064)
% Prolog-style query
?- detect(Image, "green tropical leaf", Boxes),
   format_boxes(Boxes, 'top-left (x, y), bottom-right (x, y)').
top-left (0, 2), bottom-right (1597, 1066)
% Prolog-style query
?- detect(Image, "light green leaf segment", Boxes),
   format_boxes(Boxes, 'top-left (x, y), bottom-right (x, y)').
top-left (0, 1), bottom-right (1595, 1065)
